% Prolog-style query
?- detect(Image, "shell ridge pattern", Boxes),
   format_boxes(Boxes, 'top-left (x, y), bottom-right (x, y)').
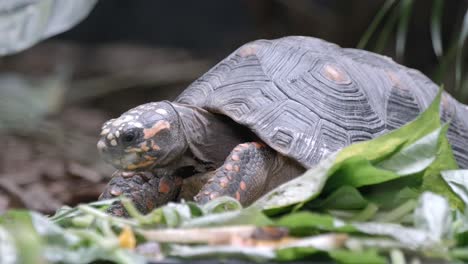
top-left (174, 36), bottom-right (468, 168)
top-left (257, 42), bottom-right (385, 133)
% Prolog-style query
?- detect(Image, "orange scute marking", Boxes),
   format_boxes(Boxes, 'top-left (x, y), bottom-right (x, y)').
top-left (323, 64), bottom-right (349, 83)
top-left (239, 44), bottom-right (258, 57)
top-left (143, 120), bottom-right (170, 139)
top-left (235, 191), bottom-right (241, 201)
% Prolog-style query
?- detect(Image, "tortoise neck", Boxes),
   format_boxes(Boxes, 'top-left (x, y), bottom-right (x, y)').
top-left (171, 103), bottom-right (246, 166)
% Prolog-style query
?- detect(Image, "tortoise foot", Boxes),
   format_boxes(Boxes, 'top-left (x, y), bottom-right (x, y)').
top-left (194, 142), bottom-right (274, 205)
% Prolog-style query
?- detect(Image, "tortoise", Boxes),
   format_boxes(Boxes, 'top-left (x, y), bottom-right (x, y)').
top-left (97, 36), bottom-right (468, 208)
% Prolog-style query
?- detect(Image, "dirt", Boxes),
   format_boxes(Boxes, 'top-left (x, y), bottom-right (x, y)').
top-left (0, 107), bottom-right (114, 214)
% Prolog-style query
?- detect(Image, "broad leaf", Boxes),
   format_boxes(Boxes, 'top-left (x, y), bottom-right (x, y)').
top-left (253, 153), bottom-right (338, 213)
top-left (309, 186), bottom-right (369, 210)
top-left (182, 207), bottom-right (272, 228)
top-left (441, 170), bottom-right (468, 205)
top-left (413, 192), bottom-right (451, 241)
top-left (326, 126), bottom-right (443, 191)
top-left (421, 125), bottom-right (463, 210)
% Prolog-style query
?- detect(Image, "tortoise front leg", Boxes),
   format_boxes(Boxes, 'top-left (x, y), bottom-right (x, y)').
top-left (194, 142), bottom-right (276, 205)
top-left (99, 170), bottom-right (182, 216)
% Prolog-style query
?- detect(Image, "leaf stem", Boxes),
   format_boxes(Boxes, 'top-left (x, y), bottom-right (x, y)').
top-left (375, 199), bottom-right (417, 223)
top-left (77, 205), bottom-right (137, 226)
top-left (350, 203), bottom-right (379, 222)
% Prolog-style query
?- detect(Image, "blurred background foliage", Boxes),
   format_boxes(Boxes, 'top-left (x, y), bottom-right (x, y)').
top-left (0, 0), bottom-right (466, 213)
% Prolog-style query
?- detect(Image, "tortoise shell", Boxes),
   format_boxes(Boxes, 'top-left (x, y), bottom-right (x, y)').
top-left (176, 36), bottom-right (468, 169)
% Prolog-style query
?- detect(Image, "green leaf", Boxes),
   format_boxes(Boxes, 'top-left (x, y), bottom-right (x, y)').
top-left (349, 203), bottom-right (379, 222)
top-left (310, 186), bottom-right (369, 210)
top-left (253, 152), bottom-right (338, 213)
top-left (430, 0), bottom-right (444, 57)
top-left (182, 207), bottom-right (272, 228)
top-left (169, 244), bottom-right (275, 262)
top-left (357, 0), bottom-right (397, 49)
top-left (455, 10), bottom-right (468, 91)
top-left (276, 234), bottom-right (348, 261)
top-left (413, 192), bottom-right (451, 241)
top-left (396, 0), bottom-right (415, 60)
top-left (336, 88), bottom-right (442, 165)
top-left (421, 124), bottom-right (463, 210)
top-left (0, 210), bottom-right (44, 264)
top-left (0, 226), bottom-right (18, 264)
top-left (375, 4), bottom-right (400, 53)
top-left (328, 249), bottom-right (387, 264)
top-left (50, 199), bottom-right (118, 225)
top-left (275, 212), bottom-right (355, 236)
top-left (353, 223), bottom-right (432, 249)
top-left (202, 196), bottom-right (242, 214)
top-left (326, 126), bottom-right (442, 190)
top-left (275, 246), bottom-right (320, 261)
top-left (276, 236), bottom-right (386, 263)
top-left (373, 198), bottom-right (417, 223)
top-left (366, 183), bottom-right (420, 210)
top-left (441, 170), bottom-right (468, 204)
top-left (375, 126), bottom-right (440, 175)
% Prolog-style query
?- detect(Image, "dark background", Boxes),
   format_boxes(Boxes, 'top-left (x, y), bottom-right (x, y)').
top-left (0, 0), bottom-right (466, 213)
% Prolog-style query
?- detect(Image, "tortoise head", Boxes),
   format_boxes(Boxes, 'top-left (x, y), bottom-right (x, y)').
top-left (97, 101), bottom-right (187, 171)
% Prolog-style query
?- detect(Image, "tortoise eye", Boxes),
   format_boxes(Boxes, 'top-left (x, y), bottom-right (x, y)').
top-left (122, 130), bottom-right (137, 143)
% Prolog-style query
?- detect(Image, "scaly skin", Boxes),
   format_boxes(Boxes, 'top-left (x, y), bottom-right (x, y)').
top-left (99, 171), bottom-right (182, 216)
top-left (194, 142), bottom-right (276, 205)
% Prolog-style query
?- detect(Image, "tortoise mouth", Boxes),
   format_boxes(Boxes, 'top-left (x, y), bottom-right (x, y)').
top-left (99, 146), bottom-right (155, 171)
top-left (113, 153), bottom-right (157, 171)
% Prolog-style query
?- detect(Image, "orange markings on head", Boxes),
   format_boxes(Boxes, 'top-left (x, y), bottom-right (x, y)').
top-left (235, 191), bottom-right (241, 201)
top-left (231, 154), bottom-right (240, 161)
top-left (158, 177), bottom-right (171, 194)
top-left (240, 181), bottom-right (247, 191)
top-left (143, 120), bottom-right (171, 139)
top-left (139, 141), bottom-right (150, 152)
